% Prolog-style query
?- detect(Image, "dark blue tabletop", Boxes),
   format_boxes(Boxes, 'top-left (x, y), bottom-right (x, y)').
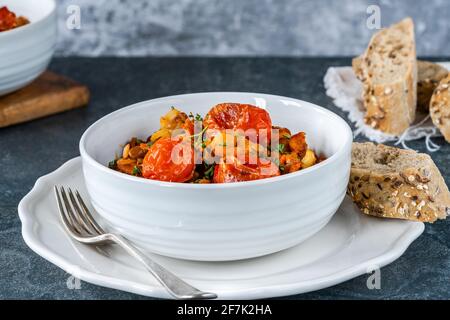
top-left (1, 57), bottom-right (449, 299)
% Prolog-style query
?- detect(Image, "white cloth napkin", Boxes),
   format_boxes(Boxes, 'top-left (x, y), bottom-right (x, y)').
top-left (323, 66), bottom-right (443, 152)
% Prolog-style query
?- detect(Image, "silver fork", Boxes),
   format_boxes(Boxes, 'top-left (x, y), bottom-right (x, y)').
top-left (54, 186), bottom-right (217, 300)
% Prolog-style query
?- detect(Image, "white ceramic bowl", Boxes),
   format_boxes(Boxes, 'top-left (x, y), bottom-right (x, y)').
top-left (0, 0), bottom-right (57, 96)
top-left (80, 92), bottom-right (353, 261)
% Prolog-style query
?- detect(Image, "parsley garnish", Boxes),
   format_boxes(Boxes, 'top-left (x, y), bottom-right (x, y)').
top-left (189, 112), bottom-right (203, 122)
top-left (273, 157), bottom-right (280, 166)
top-left (132, 166), bottom-right (141, 176)
top-left (108, 159), bottom-right (117, 169)
top-left (204, 164), bottom-right (215, 179)
top-left (278, 143), bottom-right (285, 153)
top-left (192, 126), bottom-right (209, 150)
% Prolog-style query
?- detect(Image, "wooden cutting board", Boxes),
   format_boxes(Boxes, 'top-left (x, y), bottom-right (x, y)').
top-left (0, 71), bottom-right (90, 128)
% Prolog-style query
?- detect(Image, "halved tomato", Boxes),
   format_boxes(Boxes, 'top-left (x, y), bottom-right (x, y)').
top-left (203, 103), bottom-right (272, 142)
top-left (142, 137), bottom-right (194, 182)
top-left (213, 156), bottom-right (280, 183)
top-left (0, 7), bottom-right (16, 31)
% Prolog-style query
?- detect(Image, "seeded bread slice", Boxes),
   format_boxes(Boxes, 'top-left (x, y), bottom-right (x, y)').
top-left (417, 61), bottom-right (449, 112)
top-left (358, 18), bottom-right (417, 135)
top-left (430, 74), bottom-right (450, 142)
top-left (354, 59), bottom-right (448, 113)
top-left (352, 56), bottom-right (363, 80)
top-left (349, 142), bottom-right (450, 223)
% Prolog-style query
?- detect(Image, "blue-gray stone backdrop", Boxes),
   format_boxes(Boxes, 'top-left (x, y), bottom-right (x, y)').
top-left (56, 0), bottom-right (449, 57)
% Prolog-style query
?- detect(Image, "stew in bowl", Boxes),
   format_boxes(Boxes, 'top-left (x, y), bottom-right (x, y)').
top-left (109, 103), bottom-right (325, 184)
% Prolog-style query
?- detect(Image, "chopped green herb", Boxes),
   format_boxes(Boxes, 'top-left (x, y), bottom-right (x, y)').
top-left (193, 126), bottom-right (208, 152)
top-left (278, 143), bottom-right (285, 154)
top-left (273, 157), bottom-right (280, 166)
top-left (195, 113), bottom-right (203, 122)
top-left (188, 112), bottom-right (203, 121)
top-left (132, 166), bottom-right (141, 176)
top-left (108, 159), bottom-right (117, 169)
top-left (213, 142), bottom-right (227, 148)
top-left (204, 164), bottom-right (215, 179)
top-left (282, 133), bottom-right (291, 139)
top-left (147, 141), bottom-right (154, 147)
top-left (279, 165), bottom-right (285, 172)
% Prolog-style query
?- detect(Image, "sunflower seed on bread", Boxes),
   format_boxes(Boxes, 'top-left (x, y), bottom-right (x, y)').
top-left (357, 18), bottom-right (417, 135)
top-left (349, 142), bottom-right (450, 223)
top-left (430, 74), bottom-right (450, 143)
top-left (417, 61), bottom-right (448, 112)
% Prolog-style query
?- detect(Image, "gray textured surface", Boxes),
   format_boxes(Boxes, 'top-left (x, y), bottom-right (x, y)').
top-left (1, 57), bottom-right (449, 299)
top-left (55, 0), bottom-right (450, 57)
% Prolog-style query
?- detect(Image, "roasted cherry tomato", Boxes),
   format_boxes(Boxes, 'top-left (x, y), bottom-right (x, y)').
top-left (213, 156), bottom-right (280, 183)
top-left (0, 7), bottom-right (16, 31)
top-left (288, 132), bottom-right (308, 159)
top-left (203, 103), bottom-right (272, 142)
top-left (142, 137), bottom-right (194, 182)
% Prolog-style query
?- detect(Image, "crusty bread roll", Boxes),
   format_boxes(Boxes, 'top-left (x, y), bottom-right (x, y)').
top-left (430, 74), bottom-right (450, 142)
top-left (417, 61), bottom-right (448, 112)
top-left (352, 56), bottom-right (363, 80)
top-left (357, 18), bottom-right (417, 135)
top-left (349, 142), bottom-right (449, 223)
top-left (354, 59), bottom-right (448, 114)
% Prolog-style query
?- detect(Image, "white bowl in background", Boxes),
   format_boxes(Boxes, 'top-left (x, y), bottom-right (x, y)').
top-left (0, 0), bottom-right (57, 96)
top-left (80, 92), bottom-right (353, 261)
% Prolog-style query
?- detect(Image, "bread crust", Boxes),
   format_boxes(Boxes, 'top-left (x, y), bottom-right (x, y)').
top-left (430, 74), bottom-right (450, 142)
top-left (417, 61), bottom-right (448, 112)
top-left (349, 142), bottom-right (450, 223)
top-left (353, 59), bottom-right (448, 114)
top-left (358, 18), bottom-right (417, 135)
top-left (352, 56), bottom-right (363, 80)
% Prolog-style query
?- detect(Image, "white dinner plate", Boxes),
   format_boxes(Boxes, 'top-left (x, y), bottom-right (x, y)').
top-left (18, 157), bottom-right (424, 299)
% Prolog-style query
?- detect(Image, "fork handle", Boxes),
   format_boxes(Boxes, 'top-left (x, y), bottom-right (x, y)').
top-left (107, 234), bottom-right (217, 300)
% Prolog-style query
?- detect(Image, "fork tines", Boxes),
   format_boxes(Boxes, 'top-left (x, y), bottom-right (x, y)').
top-left (54, 186), bottom-right (104, 237)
